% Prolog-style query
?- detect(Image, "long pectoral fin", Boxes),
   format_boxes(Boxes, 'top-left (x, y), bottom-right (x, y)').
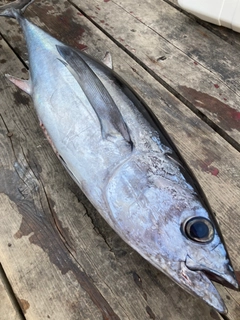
top-left (5, 74), bottom-right (32, 95)
top-left (56, 45), bottom-right (132, 147)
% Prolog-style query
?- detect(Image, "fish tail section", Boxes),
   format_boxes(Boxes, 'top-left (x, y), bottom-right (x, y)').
top-left (0, 0), bottom-right (34, 18)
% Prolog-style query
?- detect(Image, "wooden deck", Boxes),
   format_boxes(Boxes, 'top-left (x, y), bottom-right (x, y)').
top-left (0, 0), bottom-right (240, 319)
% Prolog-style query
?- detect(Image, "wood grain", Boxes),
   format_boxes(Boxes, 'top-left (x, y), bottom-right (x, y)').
top-left (69, 0), bottom-right (240, 146)
top-left (170, 0), bottom-right (240, 47)
top-left (0, 264), bottom-right (25, 320)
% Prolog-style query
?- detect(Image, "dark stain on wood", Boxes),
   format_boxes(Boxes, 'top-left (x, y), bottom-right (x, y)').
top-left (235, 271), bottom-right (240, 284)
top-left (132, 271), bottom-right (147, 300)
top-left (19, 298), bottom-right (30, 314)
top-left (27, 152), bottom-right (42, 177)
top-left (48, 197), bottom-right (76, 255)
top-left (146, 305), bottom-right (156, 319)
top-left (195, 158), bottom-right (219, 176)
top-left (13, 90), bottom-right (31, 107)
top-left (109, 236), bottom-right (128, 258)
top-left (7, 132), bottom-right (13, 137)
top-left (210, 309), bottom-right (221, 319)
top-left (133, 271), bottom-right (143, 290)
top-left (21, 68), bottom-right (28, 74)
top-left (26, 3), bottom-right (88, 51)
top-left (0, 158), bottom-right (120, 320)
top-left (5, 19), bottom-right (17, 26)
top-left (191, 153), bottom-right (219, 176)
top-left (179, 86), bottom-right (240, 132)
top-left (157, 56), bottom-right (167, 61)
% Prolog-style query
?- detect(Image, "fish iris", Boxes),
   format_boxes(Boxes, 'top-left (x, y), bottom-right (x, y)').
top-left (189, 221), bottom-right (209, 239)
top-left (182, 217), bottom-right (214, 242)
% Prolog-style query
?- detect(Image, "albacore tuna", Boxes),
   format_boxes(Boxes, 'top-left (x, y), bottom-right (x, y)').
top-left (0, 0), bottom-right (238, 313)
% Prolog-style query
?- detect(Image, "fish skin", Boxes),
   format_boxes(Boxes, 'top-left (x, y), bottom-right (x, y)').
top-left (0, 0), bottom-right (239, 313)
top-left (57, 45), bottom-right (132, 146)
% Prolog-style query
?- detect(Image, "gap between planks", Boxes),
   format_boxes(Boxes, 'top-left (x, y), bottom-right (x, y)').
top-left (0, 264), bottom-right (26, 320)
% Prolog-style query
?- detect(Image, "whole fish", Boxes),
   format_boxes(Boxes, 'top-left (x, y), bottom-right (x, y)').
top-left (0, 0), bottom-right (238, 314)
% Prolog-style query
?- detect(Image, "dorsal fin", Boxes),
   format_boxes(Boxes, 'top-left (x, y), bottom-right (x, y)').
top-left (57, 45), bottom-right (132, 147)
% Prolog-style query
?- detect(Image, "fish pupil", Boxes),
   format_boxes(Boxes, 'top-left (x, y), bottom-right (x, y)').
top-left (190, 221), bottom-right (209, 239)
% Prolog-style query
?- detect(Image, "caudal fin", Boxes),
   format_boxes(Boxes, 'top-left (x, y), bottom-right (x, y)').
top-left (0, 0), bottom-right (34, 18)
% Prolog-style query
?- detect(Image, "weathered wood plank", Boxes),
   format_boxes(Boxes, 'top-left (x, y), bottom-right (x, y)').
top-left (0, 265), bottom-right (25, 320)
top-left (0, 0), bottom-right (240, 319)
top-left (170, 0), bottom-right (240, 47)
top-left (69, 0), bottom-right (240, 147)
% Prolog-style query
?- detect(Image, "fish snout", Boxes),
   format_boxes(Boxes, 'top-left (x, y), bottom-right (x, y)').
top-left (185, 254), bottom-right (239, 291)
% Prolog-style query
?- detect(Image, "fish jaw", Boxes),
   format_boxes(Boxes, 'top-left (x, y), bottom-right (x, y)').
top-left (182, 251), bottom-right (238, 313)
top-left (149, 225), bottom-right (239, 313)
top-left (148, 256), bottom-right (237, 314)
top-left (185, 254), bottom-right (239, 291)
top-left (178, 262), bottom-right (228, 313)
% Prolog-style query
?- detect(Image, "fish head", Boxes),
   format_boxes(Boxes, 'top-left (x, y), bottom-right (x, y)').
top-left (106, 153), bottom-right (239, 313)
top-left (151, 204), bottom-right (239, 314)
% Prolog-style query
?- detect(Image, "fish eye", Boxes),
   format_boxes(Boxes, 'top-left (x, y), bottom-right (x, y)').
top-left (182, 217), bottom-right (214, 243)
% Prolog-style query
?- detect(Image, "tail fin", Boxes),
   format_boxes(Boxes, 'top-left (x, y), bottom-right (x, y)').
top-left (0, 0), bottom-right (34, 18)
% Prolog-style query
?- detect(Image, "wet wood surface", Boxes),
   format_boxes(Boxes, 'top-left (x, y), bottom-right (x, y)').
top-left (0, 0), bottom-right (240, 319)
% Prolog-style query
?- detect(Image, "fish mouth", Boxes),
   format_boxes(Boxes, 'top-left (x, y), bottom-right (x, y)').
top-left (203, 269), bottom-right (239, 291)
top-left (185, 255), bottom-right (239, 291)
top-left (183, 255), bottom-right (239, 313)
